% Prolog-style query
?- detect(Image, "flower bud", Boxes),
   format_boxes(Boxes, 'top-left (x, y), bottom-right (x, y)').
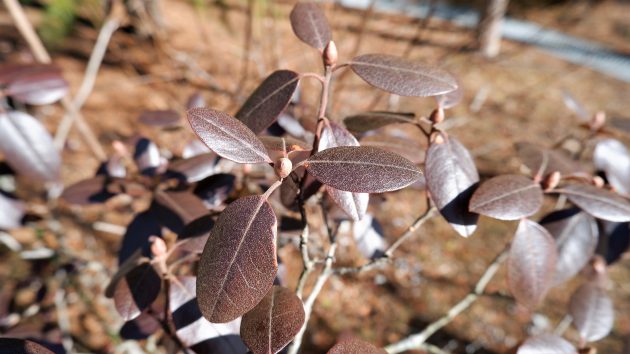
top-left (275, 157), bottom-right (292, 179)
top-left (429, 108), bottom-right (445, 125)
top-left (323, 41), bottom-right (338, 67)
top-left (542, 171), bottom-right (561, 191)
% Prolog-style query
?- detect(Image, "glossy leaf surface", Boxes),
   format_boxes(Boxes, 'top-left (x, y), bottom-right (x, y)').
top-left (349, 54), bottom-right (457, 97)
top-left (327, 338), bottom-right (386, 354)
top-left (241, 286), bottom-right (305, 354)
top-left (0, 111), bottom-right (61, 183)
top-left (319, 121), bottom-right (368, 220)
top-left (289, 2), bottom-right (331, 50)
top-left (197, 196), bottom-right (278, 323)
top-left (305, 146), bottom-right (422, 193)
top-left (187, 108), bottom-right (271, 164)
top-left (540, 209), bottom-right (598, 285)
top-left (593, 138), bottom-right (630, 195)
top-left (425, 136), bottom-right (479, 237)
top-left (343, 111), bottom-right (415, 134)
top-left (508, 219), bottom-right (557, 310)
top-left (556, 184), bottom-right (630, 222)
top-left (0, 338), bottom-right (54, 354)
top-left (6, 70), bottom-right (68, 105)
top-left (167, 154), bottom-right (216, 183)
top-left (133, 137), bottom-right (162, 175)
top-left (235, 70), bottom-right (300, 134)
top-left (469, 175), bottom-right (543, 220)
top-left (569, 282), bottom-right (614, 342)
top-left (517, 334), bottom-right (576, 354)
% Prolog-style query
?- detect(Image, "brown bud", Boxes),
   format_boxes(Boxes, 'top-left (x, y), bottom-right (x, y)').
top-left (149, 236), bottom-right (167, 258)
top-left (323, 41), bottom-right (338, 67)
top-left (275, 157), bottom-right (293, 179)
top-left (429, 108), bottom-right (445, 125)
top-left (542, 171), bottom-right (561, 191)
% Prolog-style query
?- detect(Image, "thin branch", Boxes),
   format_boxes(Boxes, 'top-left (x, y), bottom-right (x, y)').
top-left (384, 245), bottom-right (510, 354)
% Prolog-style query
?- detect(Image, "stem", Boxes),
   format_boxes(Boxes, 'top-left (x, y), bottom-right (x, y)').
top-left (384, 246), bottom-right (510, 353)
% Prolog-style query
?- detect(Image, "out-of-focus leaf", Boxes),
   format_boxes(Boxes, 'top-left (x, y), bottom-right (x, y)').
top-left (175, 215), bottom-right (214, 254)
top-left (349, 54), bottom-right (457, 97)
top-left (187, 108), bottom-right (271, 164)
top-left (289, 2), bottom-right (331, 51)
top-left (359, 134), bottom-right (425, 164)
top-left (540, 209), bottom-right (598, 285)
top-left (601, 220), bottom-right (630, 264)
top-left (183, 140), bottom-right (211, 159)
top-left (61, 176), bottom-right (118, 205)
top-left (343, 111), bottom-right (415, 134)
top-left (193, 174), bottom-right (236, 209)
top-left (469, 175), bottom-right (543, 220)
top-left (138, 110), bottom-right (180, 127)
top-left (435, 81), bottom-right (463, 109)
top-left (133, 137), bottom-right (162, 175)
top-left (117, 211), bottom-right (162, 265)
top-left (0, 192), bottom-right (24, 230)
top-left (167, 154), bottom-right (216, 183)
top-left (569, 282), bottom-right (614, 342)
top-left (277, 113), bottom-right (308, 139)
top-left (515, 142), bottom-right (582, 177)
top-left (508, 219), bottom-right (557, 310)
top-left (240, 286), bottom-right (305, 354)
top-left (339, 214), bottom-right (386, 259)
top-left (0, 111), bottom-right (61, 183)
top-left (197, 196), bottom-right (277, 323)
top-left (319, 121), bottom-right (368, 221)
top-left (113, 262), bottom-right (162, 321)
top-left (260, 136), bottom-right (311, 154)
top-left (235, 70), bottom-right (300, 134)
top-left (556, 184), bottom-right (630, 222)
top-left (517, 334), bottom-right (576, 354)
top-left (119, 310), bottom-right (161, 340)
top-left (6, 70), bottom-right (68, 105)
top-left (187, 92), bottom-right (205, 110)
top-left (0, 338), bottom-right (54, 354)
top-left (0, 63), bottom-right (60, 84)
top-left (152, 190), bottom-right (208, 234)
top-left (305, 146), bottom-right (422, 193)
top-left (593, 139), bottom-right (630, 195)
top-left (562, 90), bottom-right (589, 121)
top-left (425, 136), bottom-right (479, 237)
top-left (327, 338), bottom-right (387, 354)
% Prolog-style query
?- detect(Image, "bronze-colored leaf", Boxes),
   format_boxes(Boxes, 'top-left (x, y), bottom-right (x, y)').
top-left (517, 334), bottom-right (576, 354)
top-left (153, 190), bottom-right (208, 234)
top-left (0, 338), bottom-right (54, 354)
top-left (167, 154), bottom-right (216, 183)
top-left (6, 69), bottom-right (68, 105)
top-left (240, 286), bottom-right (305, 354)
top-left (197, 196), bottom-right (278, 323)
top-left (305, 146), bottom-right (422, 193)
top-left (425, 136), bottom-right (479, 237)
top-left (327, 338), bottom-right (386, 354)
top-left (139, 109), bottom-right (181, 127)
top-left (508, 219), bottom-right (557, 310)
top-left (114, 262), bottom-right (162, 321)
top-left (0, 111), bottom-right (61, 183)
top-left (469, 175), bottom-right (543, 220)
top-left (289, 2), bottom-right (331, 51)
top-left (187, 108), bottom-right (272, 164)
top-left (515, 142), bottom-right (583, 177)
top-left (343, 111), bottom-right (416, 134)
top-left (61, 176), bottom-right (118, 205)
top-left (556, 184), bottom-right (630, 222)
top-left (349, 54), bottom-right (457, 97)
top-left (569, 282), bottom-right (614, 342)
top-left (235, 70), bottom-right (300, 134)
top-left (540, 209), bottom-right (598, 285)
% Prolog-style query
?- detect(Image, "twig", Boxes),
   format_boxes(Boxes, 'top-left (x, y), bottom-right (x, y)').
top-left (54, 17), bottom-right (120, 151)
top-left (3, 0), bottom-right (107, 161)
top-left (384, 246), bottom-right (510, 354)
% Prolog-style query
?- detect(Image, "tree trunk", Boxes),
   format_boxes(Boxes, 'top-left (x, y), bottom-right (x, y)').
top-left (477, 0), bottom-right (509, 58)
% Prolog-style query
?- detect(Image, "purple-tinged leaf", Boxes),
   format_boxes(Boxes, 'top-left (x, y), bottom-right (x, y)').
top-left (289, 2), bottom-right (331, 51)
top-left (515, 143), bottom-right (582, 177)
top-left (235, 70), bottom-right (300, 134)
top-left (349, 54), bottom-right (457, 97)
top-left (327, 338), bottom-right (386, 354)
top-left (540, 209), bottom-right (598, 285)
top-left (569, 282), bottom-right (614, 342)
top-left (0, 338), bottom-right (54, 354)
top-left (593, 139), bottom-right (630, 195)
top-left (197, 196), bottom-right (278, 323)
top-left (240, 286), bottom-right (305, 354)
top-left (359, 134), bottom-right (425, 164)
top-left (517, 334), bottom-right (576, 354)
top-left (153, 190), bottom-right (208, 234)
top-left (0, 63), bottom-right (60, 84)
top-left (306, 146), bottom-right (421, 193)
top-left (6, 70), bottom-right (68, 105)
top-left (508, 219), bottom-right (557, 310)
top-left (138, 110), bottom-right (180, 127)
top-left (260, 136), bottom-right (311, 154)
top-left (120, 311), bottom-right (161, 340)
top-left (343, 111), bottom-right (416, 134)
top-left (133, 137), bottom-right (162, 175)
top-left (0, 192), bottom-right (24, 230)
top-left (319, 121), bottom-right (368, 220)
top-left (435, 80), bottom-right (463, 109)
top-left (425, 136), bottom-right (479, 237)
top-left (113, 262), bottom-right (162, 321)
top-left (61, 176), bottom-right (118, 205)
top-left (0, 111), bottom-right (61, 183)
top-left (187, 108), bottom-right (272, 164)
top-left (167, 154), bottom-right (216, 183)
top-left (187, 92), bottom-right (205, 110)
top-left (556, 184), bottom-right (630, 222)
top-left (469, 175), bottom-right (543, 220)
